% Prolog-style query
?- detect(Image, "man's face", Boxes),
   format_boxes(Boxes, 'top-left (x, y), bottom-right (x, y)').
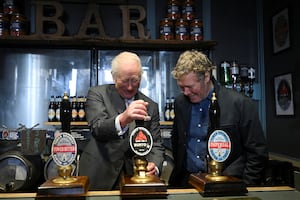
top-left (177, 72), bottom-right (208, 103)
top-left (114, 61), bottom-right (141, 99)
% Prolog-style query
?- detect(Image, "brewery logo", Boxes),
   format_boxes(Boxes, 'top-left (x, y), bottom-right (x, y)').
top-left (1, 129), bottom-right (18, 140)
top-left (2, 129), bottom-right (9, 139)
top-left (208, 130), bottom-right (231, 162)
top-left (51, 132), bottom-right (77, 167)
top-left (129, 127), bottom-right (153, 156)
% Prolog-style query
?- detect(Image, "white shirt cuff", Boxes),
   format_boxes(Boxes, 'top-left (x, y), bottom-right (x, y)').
top-left (115, 114), bottom-right (128, 136)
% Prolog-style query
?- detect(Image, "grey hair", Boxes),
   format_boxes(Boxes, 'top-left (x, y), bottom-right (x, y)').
top-left (111, 51), bottom-right (143, 79)
top-left (171, 50), bottom-right (215, 80)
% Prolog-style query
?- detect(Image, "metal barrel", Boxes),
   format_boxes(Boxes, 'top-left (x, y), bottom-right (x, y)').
top-left (0, 151), bottom-right (42, 192)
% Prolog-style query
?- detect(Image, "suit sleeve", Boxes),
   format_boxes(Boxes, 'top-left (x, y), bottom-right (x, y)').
top-left (240, 97), bottom-right (269, 185)
top-left (85, 87), bottom-right (120, 141)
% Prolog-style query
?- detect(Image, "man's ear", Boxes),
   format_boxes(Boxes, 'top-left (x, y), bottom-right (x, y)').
top-left (204, 71), bottom-right (211, 83)
top-left (111, 72), bottom-right (117, 83)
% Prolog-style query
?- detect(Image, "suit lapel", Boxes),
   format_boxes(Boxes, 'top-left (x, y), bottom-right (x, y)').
top-left (108, 85), bottom-right (126, 114)
top-left (181, 97), bottom-right (192, 129)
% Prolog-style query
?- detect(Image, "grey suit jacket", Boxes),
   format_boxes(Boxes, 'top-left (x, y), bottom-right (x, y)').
top-left (79, 84), bottom-right (165, 190)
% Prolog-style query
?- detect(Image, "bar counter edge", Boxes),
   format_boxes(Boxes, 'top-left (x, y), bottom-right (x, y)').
top-left (0, 186), bottom-right (299, 200)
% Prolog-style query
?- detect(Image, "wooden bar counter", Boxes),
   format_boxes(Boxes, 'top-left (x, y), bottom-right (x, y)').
top-left (0, 186), bottom-right (299, 200)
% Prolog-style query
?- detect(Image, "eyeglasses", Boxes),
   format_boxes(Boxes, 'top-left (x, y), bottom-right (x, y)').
top-left (117, 77), bottom-right (140, 86)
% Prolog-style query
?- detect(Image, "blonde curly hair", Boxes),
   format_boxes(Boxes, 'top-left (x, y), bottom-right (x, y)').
top-left (171, 50), bottom-right (215, 80)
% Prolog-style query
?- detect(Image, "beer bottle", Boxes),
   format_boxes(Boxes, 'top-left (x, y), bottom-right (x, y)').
top-left (164, 97), bottom-right (171, 121)
top-left (248, 67), bottom-right (255, 98)
top-left (167, 0), bottom-right (181, 20)
top-left (182, 0), bottom-right (195, 21)
top-left (48, 95), bottom-right (56, 122)
top-left (55, 96), bottom-right (62, 122)
top-left (169, 97), bottom-right (175, 121)
top-left (208, 92), bottom-right (220, 133)
top-left (78, 96), bottom-right (86, 121)
top-left (230, 61), bottom-right (240, 91)
top-left (239, 65), bottom-right (249, 94)
top-left (61, 92), bottom-right (71, 133)
top-left (71, 96), bottom-right (78, 121)
top-left (219, 61), bottom-right (231, 86)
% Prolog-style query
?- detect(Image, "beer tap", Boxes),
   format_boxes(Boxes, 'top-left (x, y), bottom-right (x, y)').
top-left (230, 61), bottom-right (239, 91)
top-left (239, 65), bottom-right (249, 94)
top-left (248, 67), bottom-right (255, 98)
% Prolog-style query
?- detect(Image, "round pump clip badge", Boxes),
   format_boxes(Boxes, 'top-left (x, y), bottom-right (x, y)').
top-left (51, 132), bottom-right (77, 167)
top-left (129, 127), bottom-right (153, 156)
top-left (208, 130), bottom-right (231, 162)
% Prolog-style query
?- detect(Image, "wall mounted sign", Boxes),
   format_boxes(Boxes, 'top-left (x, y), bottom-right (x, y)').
top-left (274, 73), bottom-right (294, 116)
top-left (272, 8), bottom-right (290, 53)
top-left (32, 1), bottom-right (150, 39)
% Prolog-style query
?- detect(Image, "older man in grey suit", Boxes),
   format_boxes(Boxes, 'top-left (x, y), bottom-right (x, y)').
top-left (79, 51), bottom-right (165, 190)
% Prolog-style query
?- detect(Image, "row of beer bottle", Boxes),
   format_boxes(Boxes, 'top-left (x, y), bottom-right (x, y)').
top-left (164, 97), bottom-right (175, 121)
top-left (48, 94), bottom-right (86, 122)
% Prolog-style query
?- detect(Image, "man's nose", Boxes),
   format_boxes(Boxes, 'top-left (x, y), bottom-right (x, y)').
top-left (182, 87), bottom-right (190, 95)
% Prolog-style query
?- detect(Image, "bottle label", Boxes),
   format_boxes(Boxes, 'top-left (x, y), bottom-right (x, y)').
top-left (48, 109), bottom-right (55, 120)
top-left (72, 109), bottom-right (78, 119)
top-left (78, 109), bottom-right (85, 119)
top-left (164, 110), bottom-right (170, 121)
top-left (183, 5), bottom-right (194, 13)
top-left (176, 26), bottom-right (188, 35)
top-left (160, 26), bottom-right (172, 34)
top-left (208, 130), bottom-right (231, 162)
top-left (170, 110), bottom-right (175, 120)
top-left (56, 109), bottom-right (60, 121)
top-left (190, 26), bottom-right (200, 34)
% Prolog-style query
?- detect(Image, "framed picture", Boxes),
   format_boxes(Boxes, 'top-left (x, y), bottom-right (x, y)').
top-left (274, 73), bottom-right (294, 116)
top-left (272, 8), bottom-right (290, 53)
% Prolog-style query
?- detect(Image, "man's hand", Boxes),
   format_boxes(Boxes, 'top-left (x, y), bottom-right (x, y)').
top-left (146, 162), bottom-right (158, 175)
top-left (119, 100), bottom-right (149, 127)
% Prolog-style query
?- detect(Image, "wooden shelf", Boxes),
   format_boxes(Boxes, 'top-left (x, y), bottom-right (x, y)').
top-left (160, 121), bottom-right (173, 126)
top-left (45, 121), bottom-right (172, 126)
top-left (0, 36), bottom-right (217, 50)
top-left (45, 121), bottom-right (88, 126)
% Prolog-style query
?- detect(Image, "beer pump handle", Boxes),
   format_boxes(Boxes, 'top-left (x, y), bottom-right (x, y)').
top-left (135, 120), bottom-right (144, 127)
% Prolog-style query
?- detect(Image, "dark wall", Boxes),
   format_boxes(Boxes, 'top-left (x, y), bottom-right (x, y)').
top-left (211, 0), bottom-right (258, 69)
top-left (210, 0), bottom-right (300, 160)
top-left (210, 0), bottom-right (262, 115)
top-left (263, 0), bottom-right (300, 159)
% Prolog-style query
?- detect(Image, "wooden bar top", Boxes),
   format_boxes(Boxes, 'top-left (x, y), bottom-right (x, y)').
top-left (0, 186), bottom-right (295, 198)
